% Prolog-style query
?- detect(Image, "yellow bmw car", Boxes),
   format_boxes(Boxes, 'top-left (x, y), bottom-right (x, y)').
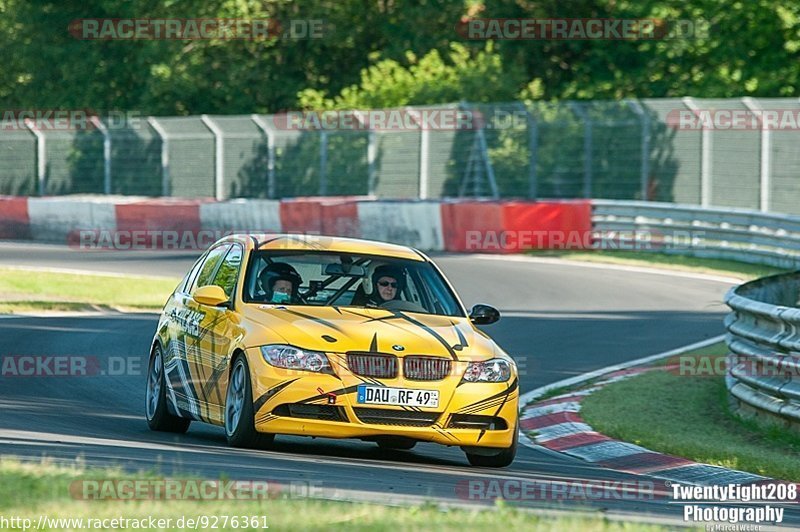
top-left (146, 234), bottom-right (519, 467)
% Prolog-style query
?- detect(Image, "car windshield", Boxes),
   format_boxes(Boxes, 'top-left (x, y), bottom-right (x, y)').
top-left (243, 251), bottom-right (464, 317)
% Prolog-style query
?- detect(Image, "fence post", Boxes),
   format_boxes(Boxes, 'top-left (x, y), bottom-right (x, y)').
top-left (354, 110), bottom-right (377, 196)
top-left (24, 119), bottom-right (46, 196)
top-left (682, 97), bottom-right (711, 207)
top-left (147, 117), bottom-right (170, 196)
top-left (569, 102), bottom-right (593, 198)
top-left (742, 97), bottom-right (770, 212)
top-left (367, 130), bottom-right (377, 196)
top-left (519, 103), bottom-right (538, 199)
top-left (319, 130), bottom-right (328, 195)
top-left (201, 115), bottom-right (225, 201)
top-left (90, 116), bottom-right (111, 195)
top-left (416, 108), bottom-right (430, 200)
top-left (251, 115), bottom-right (276, 199)
top-left (625, 99), bottom-right (651, 201)
top-left (476, 128), bottom-right (499, 199)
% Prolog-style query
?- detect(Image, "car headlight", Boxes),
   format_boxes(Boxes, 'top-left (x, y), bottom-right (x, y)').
top-left (462, 359), bottom-right (512, 383)
top-left (260, 345), bottom-right (333, 374)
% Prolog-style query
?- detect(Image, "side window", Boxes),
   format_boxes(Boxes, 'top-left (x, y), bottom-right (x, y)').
top-left (403, 271), bottom-right (424, 306)
top-left (212, 245), bottom-right (243, 299)
top-left (181, 252), bottom-right (208, 294)
top-left (192, 245), bottom-right (230, 292)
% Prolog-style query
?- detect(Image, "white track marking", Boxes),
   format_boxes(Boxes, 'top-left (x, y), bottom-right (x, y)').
top-left (469, 254), bottom-right (744, 284)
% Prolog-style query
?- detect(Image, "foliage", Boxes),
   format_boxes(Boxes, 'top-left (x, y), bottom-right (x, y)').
top-left (298, 43), bottom-right (524, 110)
top-left (1, 1), bottom-right (799, 115)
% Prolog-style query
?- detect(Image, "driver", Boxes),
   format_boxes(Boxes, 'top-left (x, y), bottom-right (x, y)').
top-left (258, 262), bottom-right (302, 304)
top-left (367, 264), bottom-right (405, 306)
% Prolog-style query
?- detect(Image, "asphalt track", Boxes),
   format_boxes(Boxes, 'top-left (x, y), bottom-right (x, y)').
top-left (1, 242), bottom-right (797, 525)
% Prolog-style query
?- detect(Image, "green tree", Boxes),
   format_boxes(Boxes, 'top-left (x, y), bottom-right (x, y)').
top-left (297, 42), bottom-right (524, 109)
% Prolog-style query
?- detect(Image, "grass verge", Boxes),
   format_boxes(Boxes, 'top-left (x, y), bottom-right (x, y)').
top-left (0, 268), bottom-right (179, 313)
top-left (527, 250), bottom-right (785, 280)
top-left (0, 459), bottom-right (670, 531)
top-left (580, 343), bottom-right (800, 481)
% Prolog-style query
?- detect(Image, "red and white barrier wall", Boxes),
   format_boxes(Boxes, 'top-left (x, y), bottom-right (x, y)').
top-left (0, 195), bottom-right (592, 252)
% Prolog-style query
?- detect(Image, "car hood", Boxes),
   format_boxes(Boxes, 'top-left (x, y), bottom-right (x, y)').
top-left (241, 304), bottom-right (500, 361)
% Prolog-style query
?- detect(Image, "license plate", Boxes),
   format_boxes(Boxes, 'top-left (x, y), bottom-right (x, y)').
top-left (356, 385), bottom-right (439, 408)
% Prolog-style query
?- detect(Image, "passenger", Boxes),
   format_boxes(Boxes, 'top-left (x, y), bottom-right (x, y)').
top-left (258, 263), bottom-right (302, 304)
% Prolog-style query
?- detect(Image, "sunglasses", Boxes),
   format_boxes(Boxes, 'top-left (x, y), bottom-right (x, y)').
top-left (378, 281), bottom-right (398, 288)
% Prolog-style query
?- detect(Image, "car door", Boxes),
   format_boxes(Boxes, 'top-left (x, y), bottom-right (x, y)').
top-left (166, 244), bottom-right (230, 421)
top-left (160, 248), bottom-right (208, 418)
top-left (184, 243), bottom-right (244, 424)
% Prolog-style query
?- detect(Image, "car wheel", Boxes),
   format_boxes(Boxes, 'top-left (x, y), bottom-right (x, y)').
top-left (225, 355), bottom-right (274, 449)
top-left (464, 422), bottom-right (517, 468)
top-left (145, 345), bottom-right (190, 433)
top-left (376, 437), bottom-right (417, 450)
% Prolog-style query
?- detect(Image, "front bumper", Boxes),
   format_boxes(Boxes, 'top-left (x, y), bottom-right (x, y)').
top-left (245, 348), bottom-right (519, 449)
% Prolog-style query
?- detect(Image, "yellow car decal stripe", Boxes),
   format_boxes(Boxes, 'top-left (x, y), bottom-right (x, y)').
top-left (281, 308), bottom-right (346, 333)
top-left (392, 313), bottom-right (460, 361)
top-left (253, 379), bottom-right (300, 412)
top-left (457, 377), bottom-right (519, 414)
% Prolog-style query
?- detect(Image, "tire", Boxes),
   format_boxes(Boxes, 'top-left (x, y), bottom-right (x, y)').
top-left (145, 345), bottom-right (190, 433)
top-left (464, 422), bottom-right (517, 468)
top-left (225, 355), bottom-right (274, 449)
top-left (376, 438), bottom-right (417, 450)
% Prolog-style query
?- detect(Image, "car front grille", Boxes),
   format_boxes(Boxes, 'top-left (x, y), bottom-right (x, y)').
top-left (347, 353), bottom-right (397, 379)
top-left (403, 356), bottom-right (452, 381)
top-left (353, 407), bottom-right (440, 427)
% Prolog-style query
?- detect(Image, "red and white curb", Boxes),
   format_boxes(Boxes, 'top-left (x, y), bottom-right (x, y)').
top-left (0, 195), bottom-right (593, 253)
top-left (518, 335), bottom-right (775, 487)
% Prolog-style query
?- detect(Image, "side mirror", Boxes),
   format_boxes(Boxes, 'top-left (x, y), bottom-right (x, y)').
top-left (193, 285), bottom-right (230, 308)
top-left (470, 304), bottom-right (500, 325)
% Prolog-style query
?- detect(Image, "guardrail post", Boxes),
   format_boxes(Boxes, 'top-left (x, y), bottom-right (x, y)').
top-left (682, 97), bottom-right (712, 207)
top-left (147, 117), bottom-right (170, 196)
top-left (201, 115), bottom-right (225, 201)
top-left (89, 116), bottom-right (112, 195)
top-left (742, 97), bottom-right (771, 212)
top-left (569, 102), bottom-right (593, 198)
top-left (319, 130), bottom-right (328, 195)
top-left (251, 115), bottom-right (276, 199)
top-left (625, 99), bottom-right (651, 201)
top-left (24, 119), bottom-right (46, 196)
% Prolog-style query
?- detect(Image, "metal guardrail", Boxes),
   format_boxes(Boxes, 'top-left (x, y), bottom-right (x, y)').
top-left (592, 199), bottom-right (800, 269)
top-left (724, 274), bottom-right (800, 427)
top-left (592, 199), bottom-right (800, 428)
